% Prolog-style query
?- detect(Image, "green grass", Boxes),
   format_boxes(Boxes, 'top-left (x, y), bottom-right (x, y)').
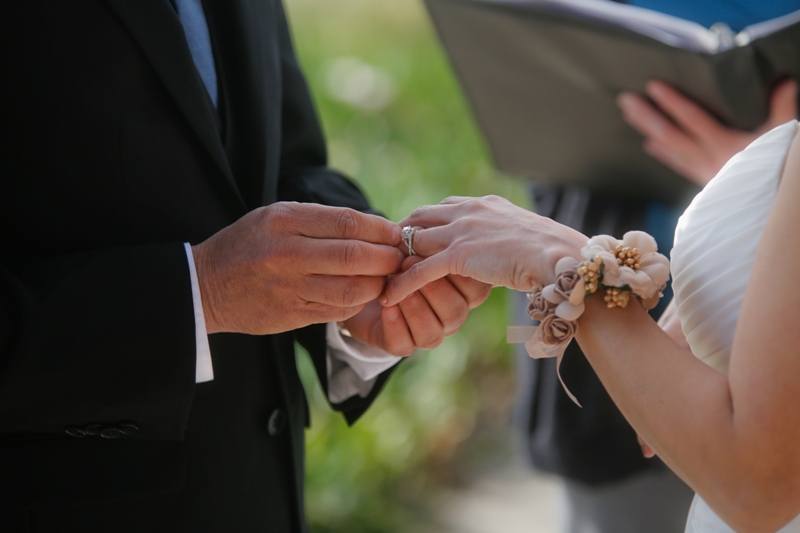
top-left (285, 1), bottom-right (528, 530)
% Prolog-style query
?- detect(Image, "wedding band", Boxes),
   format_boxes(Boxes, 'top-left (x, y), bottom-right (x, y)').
top-left (401, 225), bottom-right (416, 256)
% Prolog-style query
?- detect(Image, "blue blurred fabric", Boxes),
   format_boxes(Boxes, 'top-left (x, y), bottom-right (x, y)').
top-left (630, 0), bottom-right (800, 258)
top-left (629, 0), bottom-right (800, 32)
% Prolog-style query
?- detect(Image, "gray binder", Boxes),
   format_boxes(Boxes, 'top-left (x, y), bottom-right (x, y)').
top-left (425, 0), bottom-right (800, 202)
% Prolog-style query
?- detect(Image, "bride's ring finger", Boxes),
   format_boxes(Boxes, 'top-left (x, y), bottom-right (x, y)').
top-left (402, 203), bottom-right (462, 228)
top-left (401, 226), bottom-right (451, 257)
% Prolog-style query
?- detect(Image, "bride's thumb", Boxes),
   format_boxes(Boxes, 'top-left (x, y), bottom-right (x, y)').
top-left (381, 254), bottom-right (451, 306)
top-left (400, 255), bottom-right (422, 272)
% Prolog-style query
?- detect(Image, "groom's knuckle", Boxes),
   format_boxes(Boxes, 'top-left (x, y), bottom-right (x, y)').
top-left (339, 281), bottom-right (358, 307)
top-left (476, 284), bottom-right (492, 303)
top-left (265, 202), bottom-right (294, 228)
top-left (418, 328), bottom-right (444, 348)
top-left (388, 338), bottom-right (414, 357)
top-left (338, 240), bottom-right (361, 268)
top-left (334, 209), bottom-right (359, 238)
top-left (331, 304), bottom-right (362, 323)
top-left (253, 206), bottom-right (275, 232)
top-left (441, 318), bottom-right (460, 337)
top-left (451, 304), bottom-right (469, 326)
top-left (300, 301), bottom-right (328, 321)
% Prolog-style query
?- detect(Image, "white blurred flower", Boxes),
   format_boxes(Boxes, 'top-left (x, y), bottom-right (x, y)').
top-left (325, 57), bottom-right (396, 111)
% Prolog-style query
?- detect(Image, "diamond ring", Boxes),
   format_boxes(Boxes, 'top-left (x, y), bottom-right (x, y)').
top-left (401, 225), bottom-right (416, 256)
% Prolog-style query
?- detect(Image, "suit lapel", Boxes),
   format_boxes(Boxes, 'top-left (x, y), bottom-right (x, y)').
top-left (203, 0), bottom-right (282, 207)
top-left (105, 0), bottom-right (246, 209)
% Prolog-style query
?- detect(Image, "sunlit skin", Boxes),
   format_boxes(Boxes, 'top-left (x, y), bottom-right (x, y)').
top-left (192, 201), bottom-right (490, 356)
top-left (383, 129), bottom-right (800, 531)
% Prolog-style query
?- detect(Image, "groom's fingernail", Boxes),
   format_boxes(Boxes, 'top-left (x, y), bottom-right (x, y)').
top-left (380, 296), bottom-right (389, 306)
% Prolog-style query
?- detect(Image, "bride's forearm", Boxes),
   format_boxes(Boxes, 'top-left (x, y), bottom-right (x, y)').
top-left (575, 128), bottom-right (800, 531)
top-left (575, 298), bottom-right (776, 531)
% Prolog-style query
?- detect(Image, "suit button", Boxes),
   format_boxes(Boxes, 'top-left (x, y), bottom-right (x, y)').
top-left (118, 422), bottom-right (140, 436)
top-left (267, 409), bottom-right (286, 436)
top-left (99, 427), bottom-right (125, 439)
top-left (64, 426), bottom-right (86, 438)
top-left (82, 423), bottom-right (104, 437)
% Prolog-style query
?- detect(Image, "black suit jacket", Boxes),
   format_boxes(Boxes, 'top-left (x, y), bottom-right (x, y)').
top-left (0, 2), bottom-right (391, 531)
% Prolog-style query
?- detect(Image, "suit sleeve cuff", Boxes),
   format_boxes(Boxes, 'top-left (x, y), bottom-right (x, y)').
top-left (325, 323), bottom-right (401, 403)
top-left (184, 243), bottom-right (213, 383)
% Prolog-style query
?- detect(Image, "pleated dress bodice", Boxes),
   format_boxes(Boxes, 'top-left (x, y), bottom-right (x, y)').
top-left (670, 120), bottom-right (800, 532)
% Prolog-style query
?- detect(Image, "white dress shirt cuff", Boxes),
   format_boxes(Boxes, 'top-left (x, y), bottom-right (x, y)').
top-left (325, 323), bottom-right (401, 404)
top-left (184, 242), bottom-right (214, 383)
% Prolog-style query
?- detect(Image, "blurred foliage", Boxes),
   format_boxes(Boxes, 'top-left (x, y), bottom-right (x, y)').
top-left (285, 1), bottom-right (528, 531)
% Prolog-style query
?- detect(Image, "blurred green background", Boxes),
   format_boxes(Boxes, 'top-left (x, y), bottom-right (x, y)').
top-left (285, 0), bottom-right (530, 531)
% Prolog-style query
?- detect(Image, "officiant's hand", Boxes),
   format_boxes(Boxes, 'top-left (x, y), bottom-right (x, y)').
top-left (192, 202), bottom-right (403, 335)
top-left (382, 195), bottom-right (587, 305)
top-left (618, 79), bottom-right (797, 185)
top-left (343, 256), bottom-right (491, 355)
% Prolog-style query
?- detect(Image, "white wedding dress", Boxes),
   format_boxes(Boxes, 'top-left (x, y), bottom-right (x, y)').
top-left (670, 119), bottom-right (800, 532)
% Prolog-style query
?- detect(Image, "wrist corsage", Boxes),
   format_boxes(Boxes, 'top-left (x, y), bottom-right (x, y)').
top-left (508, 231), bottom-right (670, 406)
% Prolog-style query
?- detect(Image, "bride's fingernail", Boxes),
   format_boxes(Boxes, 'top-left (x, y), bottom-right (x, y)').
top-left (380, 296), bottom-right (389, 306)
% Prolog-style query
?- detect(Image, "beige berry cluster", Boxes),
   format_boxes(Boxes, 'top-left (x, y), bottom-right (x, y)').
top-left (614, 245), bottom-right (641, 270)
top-left (603, 287), bottom-right (631, 309)
top-left (577, 256), bottom-right (603, 294)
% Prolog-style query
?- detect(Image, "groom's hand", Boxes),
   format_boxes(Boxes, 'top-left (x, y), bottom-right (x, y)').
top-left (342, 257), bottom-right (491, 356)
top-left (192, 202), bottom-right (403, 335)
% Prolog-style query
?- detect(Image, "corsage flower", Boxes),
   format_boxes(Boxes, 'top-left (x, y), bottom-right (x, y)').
top-left (582, 231), bottom-right (669, 300)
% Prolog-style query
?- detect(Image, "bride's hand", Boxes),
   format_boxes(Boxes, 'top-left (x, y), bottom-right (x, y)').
top-left (383, 195), bottom-right (587, 306)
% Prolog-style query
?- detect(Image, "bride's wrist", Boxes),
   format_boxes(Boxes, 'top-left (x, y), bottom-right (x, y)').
top-left (544, 229), bottom-right (589, 282)
top-left (513, 230), bottom-right (670, 406)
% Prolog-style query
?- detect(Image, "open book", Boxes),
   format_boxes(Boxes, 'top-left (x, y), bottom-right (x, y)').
top-left (425, 0), bottom-right (800, 201)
